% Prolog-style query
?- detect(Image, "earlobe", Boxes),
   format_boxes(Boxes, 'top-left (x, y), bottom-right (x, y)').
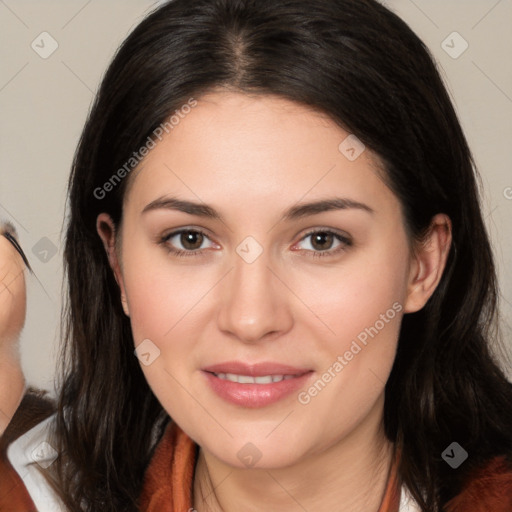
top-left (404, 213), bottom-right (452, 314)
top-left (96, 213), bottom-right (130, 317)
top-left (120, 294), bottom-right (130, 317)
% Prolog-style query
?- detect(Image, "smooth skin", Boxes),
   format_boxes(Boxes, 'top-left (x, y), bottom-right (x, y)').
top-left (97, 90), bottom-right (452, 512)
top-left (0, 230), bottom-right (27, 436)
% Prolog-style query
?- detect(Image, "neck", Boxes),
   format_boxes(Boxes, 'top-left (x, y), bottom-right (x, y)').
top-left (193, 396), bottom-right (395, 512)
top-left (0, 356), bottom-right (25, 436)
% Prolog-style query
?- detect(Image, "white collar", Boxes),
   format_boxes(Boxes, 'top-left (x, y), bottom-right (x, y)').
top-left (399, 485), bottom-right (422, 511)
top-left (7, 413), bottom-right (64, 512)
top-left (8, 414), bottom-right (421, 512)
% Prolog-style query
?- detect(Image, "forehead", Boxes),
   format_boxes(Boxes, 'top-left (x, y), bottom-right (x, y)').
top-left (122, 90), bottom-right (395, 217)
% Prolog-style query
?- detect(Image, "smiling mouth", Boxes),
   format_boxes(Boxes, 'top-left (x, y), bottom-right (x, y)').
top-left (209, 372), bottom-right (300, 384)
top-left (202, 368), bottom-right (314, 408)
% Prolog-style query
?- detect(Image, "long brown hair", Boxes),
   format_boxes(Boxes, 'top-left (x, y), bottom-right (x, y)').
top-left (36, 0), bottom-right (512, 510)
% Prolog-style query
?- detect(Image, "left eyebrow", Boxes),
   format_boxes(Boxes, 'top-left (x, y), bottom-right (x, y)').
top-left (141, 195), bottom-right (374, 223)
top-left (280, 197), bottom-right (374, 221)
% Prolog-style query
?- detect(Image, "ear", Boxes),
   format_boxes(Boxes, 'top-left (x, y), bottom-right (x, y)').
top-left (96, 213), bottom-right (130, 317)
top-left (404, 213), bottom-right (452, 314)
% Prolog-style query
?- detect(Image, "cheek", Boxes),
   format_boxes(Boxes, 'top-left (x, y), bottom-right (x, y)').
top-left (290, 240), bottom-right (408, 415)
top-left (295, 240), bottom-right (408, 349)
top-left (122, 245), bottom-right (203, 342)
top-left (121, 249), bottom-right (203, 412)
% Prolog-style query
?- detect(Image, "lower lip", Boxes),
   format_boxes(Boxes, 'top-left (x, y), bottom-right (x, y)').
top-left (202, 371), bottom-right (313, 408)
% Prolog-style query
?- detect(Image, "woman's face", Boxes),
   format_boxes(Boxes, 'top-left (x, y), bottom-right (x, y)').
top-left (98, 91), bottom-right (433, 469)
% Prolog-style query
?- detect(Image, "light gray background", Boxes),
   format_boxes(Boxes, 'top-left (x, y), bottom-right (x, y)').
top-left (1, 0), bottom-right (511, 395)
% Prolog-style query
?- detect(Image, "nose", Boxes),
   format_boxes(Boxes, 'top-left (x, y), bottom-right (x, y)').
top-left (216, 245), bottom-right (293, 344)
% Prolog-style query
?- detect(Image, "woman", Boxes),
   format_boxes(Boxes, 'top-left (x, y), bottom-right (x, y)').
top-left (2, 0), bottom-right (512, 511)
top-left (0, 224), bottom-right (55, 511)
top-left (0, 223), bottom-right (27, 435)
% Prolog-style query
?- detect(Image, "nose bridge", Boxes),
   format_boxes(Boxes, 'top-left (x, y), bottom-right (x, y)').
top-left (217, 235), bottom-right (292, 342)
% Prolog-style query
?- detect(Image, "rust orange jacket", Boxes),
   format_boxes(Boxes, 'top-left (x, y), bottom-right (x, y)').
top-left (138, 422), bottom-right (512, 512)
top-left (2, 396), bottom-right (512, 511)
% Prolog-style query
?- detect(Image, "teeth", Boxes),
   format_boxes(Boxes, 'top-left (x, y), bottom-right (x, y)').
top-left (214, 373), bottom-right (296, 384)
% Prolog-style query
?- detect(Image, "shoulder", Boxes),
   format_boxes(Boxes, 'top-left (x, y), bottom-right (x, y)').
top-left (0, 390), bottom-right (64, 512)
top-left (0, 446), bottom-right (37, 511)
top-left (398, 455), bottom-right (512, 512)
top-left (444, 455), bottom-right (512, 512)
top-left (0, 387), bottom-right (55, 451)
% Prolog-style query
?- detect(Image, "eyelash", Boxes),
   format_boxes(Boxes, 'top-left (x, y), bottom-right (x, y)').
top-left (159, 228), bottom-right (352, 259)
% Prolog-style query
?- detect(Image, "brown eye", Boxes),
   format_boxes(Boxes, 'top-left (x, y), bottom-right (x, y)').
top-left (179, 230), bottom-right (204, 250)
top-left (295, 229), bottom-right (352, 259)
top-left (160, 228), bottom-right (216, 258)
top-left (310, 232), bottom-right (335, 251)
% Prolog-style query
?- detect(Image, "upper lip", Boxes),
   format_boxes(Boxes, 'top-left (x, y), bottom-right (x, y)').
top-left (202, 361), bottom-right (312, 377)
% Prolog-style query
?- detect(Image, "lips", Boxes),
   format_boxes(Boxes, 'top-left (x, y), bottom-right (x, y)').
top-left (201, 361), bottom-right (314, 408)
